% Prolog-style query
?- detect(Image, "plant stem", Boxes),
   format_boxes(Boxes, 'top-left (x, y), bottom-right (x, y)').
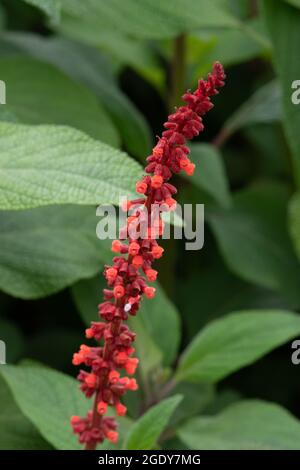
top-left (160, 34), bottom-right (187, 297)
top-left (169, 34), bottom-right (186, 111)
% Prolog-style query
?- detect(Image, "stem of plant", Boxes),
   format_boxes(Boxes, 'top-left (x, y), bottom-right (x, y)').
top-left (159, 34), bottom-right (187, 298)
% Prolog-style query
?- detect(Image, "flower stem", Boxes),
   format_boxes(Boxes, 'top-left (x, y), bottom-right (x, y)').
top-left (169, 34), bottom-right (186, 111)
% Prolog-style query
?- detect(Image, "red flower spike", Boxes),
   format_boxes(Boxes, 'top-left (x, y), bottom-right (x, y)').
top-left (71, 62), bottom-right (225, 449)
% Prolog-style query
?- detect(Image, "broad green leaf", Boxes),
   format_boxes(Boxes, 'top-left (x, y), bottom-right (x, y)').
top-left (139, 285), bottom-right (181, 366)
top-left (0, 318), bottom-right (24, 362)
top-left (57, 16), bottom-right (164, 92)
top-left (263, 0), bottom-right (300, 187)
top-left (61, 0), bottom-right (238, 40)
top-left (178, 400), bottom-right (300, 450)
top-left (0, 122), bottom-right (141, 211)
top-left (0, 57), bottom-right (119, 147)
top-left (0, 375), bottom-right (52, 450)
top-left (186, 143), bottom-right (231, 208)
top-left (2, 33), bottom-right (152, 157)
top-left (19, 0), bottom-right (60, 24)
top-left (176, 310), bottom-right (300, 383)
top-left (129, 315), bottom-right (163, 378)
top-left (203, 389), bottom-right (242, 415)
top-left (222, 80), bottom-right (282, 138)
top-left (0, 205), bottom-right (111, 299)
top-left (285, 0), bottom-right (300, 8)
top-left (208, 183), bottom-right (300, 306)
top-left (0, 364), bottom-right (89, 449)
top-left (190, 18), bottom-right (269, 81)
top-left (169, 383), bottom-right (215, 427)
top-left (124, 395), bottom-right (183, 450)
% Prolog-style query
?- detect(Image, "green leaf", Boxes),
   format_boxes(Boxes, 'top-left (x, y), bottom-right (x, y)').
top-left (139, 285), bottom-right (181, 366)
top-left (176, 310), bottom-right (300, 383)
top-left (3, 33), bottom-right (152, 157)
top-left (19, 0), bottom-right (61, 24)
top-left (61, 0), bottom-right (238, 40)
top-left (190, 18), bottom-right (269, 80)
top-left (263, 0), bottom-right (300, 187)
top-left (186, 143), bottom-right (231, 208)
top-left (223, 80), bottom-right (282, 138)
top-left (285, 0), bottom-right (300, 8)
top-left (289, 192), bottom-right (300, 261)
top-left (0, 205), bottom-right (111, 299)
top-left (57, 17), bottom-right (164, 93)
top-left (0, 375), bottom-right (52, 450)
top-left (0, 57), bottom-right (119, 147)
top-left (169, 383), bottom-right (215, 428)
top-left (0, 122), bottom-right (141, 211)
top-left (0, 318), bottom-right (24, 362)
top-left (0, 364), bottom-right (89, 450)
top-left (208, 183), bottom-right (300, 306)
top-left (129, 315), bottom-right (163, 377)
top-left (178, 400), bottom-right (300, 450)
top-left (124, 395), bottom-right (183, 450)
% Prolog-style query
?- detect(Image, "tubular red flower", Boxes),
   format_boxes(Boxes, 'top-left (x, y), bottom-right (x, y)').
top-left (71, 62), bottom-right (225, 449)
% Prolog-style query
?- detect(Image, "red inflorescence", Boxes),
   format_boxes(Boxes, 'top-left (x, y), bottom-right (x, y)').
top-left (71, 62), bottom-right (225, 449)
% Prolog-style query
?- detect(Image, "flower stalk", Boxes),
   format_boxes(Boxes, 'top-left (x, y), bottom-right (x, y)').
top-left (71, 62), bottom-right (226, 449)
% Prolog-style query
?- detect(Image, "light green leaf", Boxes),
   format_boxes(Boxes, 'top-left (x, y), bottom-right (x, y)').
top-left (288, 192), bottom-right (300, 261)
top-left (57, 16), bottom-right (164, 93)
top-left (19, 0), bottom-right (60, 24)
top-left (139, 285), bottom-right (181, 366)
top-left (0, 375), bottom-right (52, 450)
top-left (176, 310), bottom-right (300, 383)
top-left (263, 0), bottom-right (300, 187)
top-left (169, 383), bottom-right (215, 428)
top-left (1, 33), bottom-right (151, 157)
top-left (129, 315), bottom-right (163, 377)
top-left (190, 18), bottom-right (269, 81)
top-left (0, 57), bottom-right (119, 147)
top-left (178, 400), bottom-right (300, 450)
top-left (186, 143), bottom-right (231, 208)
top-left (285, 0), bottom-right (300, 8)
top-left (208, 183), bottom-right (300, 306)
top-left (0, 364), bottom-right (89, 450)
top-left (0, 205), bottom-right (111, 299)
top-left (61, 0), bottom-right (238, 40)
top-left (124, 395), bottom-right (183, 450)
top-left (223, 80), bottom-right (282, 137)
top-left (0, 122), bottom-right (141, 211)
